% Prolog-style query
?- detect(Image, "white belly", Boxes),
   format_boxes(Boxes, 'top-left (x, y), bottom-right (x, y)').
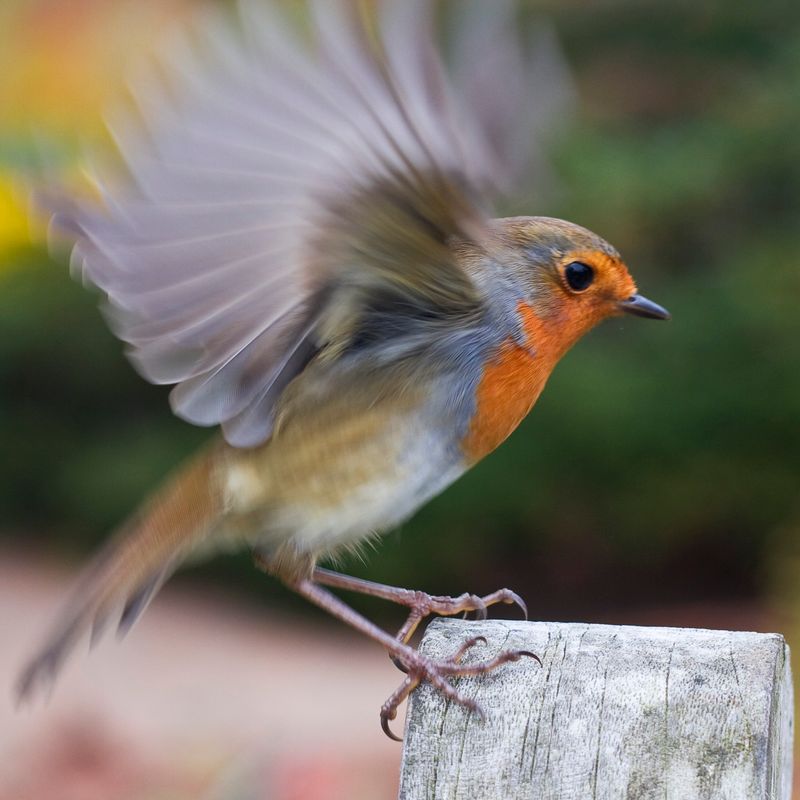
top-left (221, 405), bottom-right (466, 562)
top-left (269, 429), bottom-right (465, 558)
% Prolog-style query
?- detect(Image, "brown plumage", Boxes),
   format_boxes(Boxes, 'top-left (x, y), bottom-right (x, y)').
top-left (17, 446), bottom-right (222, 697)
top-left (17, 2), bottom-right (669, 737)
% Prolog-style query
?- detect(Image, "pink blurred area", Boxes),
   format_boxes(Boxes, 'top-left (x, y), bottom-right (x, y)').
top-left (0, 550), bottom-right (402, 800)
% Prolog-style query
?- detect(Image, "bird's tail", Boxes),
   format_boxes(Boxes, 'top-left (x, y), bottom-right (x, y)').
top-left (15, 444), bottom-right (225, 703)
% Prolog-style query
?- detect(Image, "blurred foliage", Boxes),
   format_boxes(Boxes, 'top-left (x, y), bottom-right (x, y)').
top-left (0, 1), bottom-right (799, 621)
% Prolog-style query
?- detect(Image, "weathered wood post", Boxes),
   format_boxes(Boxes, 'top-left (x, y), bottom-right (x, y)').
top-left (399, 620), bottom-right (793, 799)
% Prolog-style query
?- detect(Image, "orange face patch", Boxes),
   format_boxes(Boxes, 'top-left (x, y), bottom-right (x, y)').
top-left (559, 248), bottom-right (636, 303)
top-left (461, 303), bottom-right (563, 463)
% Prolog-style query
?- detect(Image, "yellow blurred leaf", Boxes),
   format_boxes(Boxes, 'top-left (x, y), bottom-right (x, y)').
top-left (0, 175), bottom-right (36, 256)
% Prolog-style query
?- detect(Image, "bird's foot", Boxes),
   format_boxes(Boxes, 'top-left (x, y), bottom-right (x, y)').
top-left (379, 636), bottom-right (540, 740)
top-left (398, 586), bottom-right (528, 623)
top-left (286, 571), bottom-right (535, 740)
top-left (311, 568), bottom-right (528, 632)
top-left (386, 587), bottom-right (527, 674)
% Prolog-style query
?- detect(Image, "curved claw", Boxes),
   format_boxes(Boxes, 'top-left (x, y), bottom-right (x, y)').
top-left (451, 635), bottom-right (488, 664)
top-left (461, 596), bottom-right (488, 621)
top-left (381, 713), bottom-right (403, 741)
top-left (508, 591), bottom-right (528, 620)
top-left (518, 650), bottom-right (542, 666)
top-left (470, 700), bottom-right (486, 722)
top-left (390, 653), bottom-right (409, 674)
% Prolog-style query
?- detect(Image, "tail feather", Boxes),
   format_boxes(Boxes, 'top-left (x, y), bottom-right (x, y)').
top-left (16, 445), bottom-right (223, 703)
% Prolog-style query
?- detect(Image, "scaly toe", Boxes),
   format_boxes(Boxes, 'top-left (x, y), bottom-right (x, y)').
top-left (378, 635), bottom-right (534, 740)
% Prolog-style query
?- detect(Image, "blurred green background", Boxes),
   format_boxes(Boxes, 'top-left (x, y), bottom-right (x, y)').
top-left (1, 1), bottom-right (799, 797)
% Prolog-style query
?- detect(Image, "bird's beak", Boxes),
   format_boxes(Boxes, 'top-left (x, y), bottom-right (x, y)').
top-left (617, 293), bottom-right (671, 320)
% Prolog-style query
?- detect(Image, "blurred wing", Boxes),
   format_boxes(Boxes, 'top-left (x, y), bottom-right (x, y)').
top-left (450, 1), bottom-right (577, 195)
top-left (51, 0), bottom-right (551, 448)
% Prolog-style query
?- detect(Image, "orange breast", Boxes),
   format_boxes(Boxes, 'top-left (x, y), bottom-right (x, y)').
top-left (461, 303), bottom-right (560, 463)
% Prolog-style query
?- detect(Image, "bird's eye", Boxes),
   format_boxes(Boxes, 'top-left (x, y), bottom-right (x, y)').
top-left (564, 261), bottom-right (594, 292)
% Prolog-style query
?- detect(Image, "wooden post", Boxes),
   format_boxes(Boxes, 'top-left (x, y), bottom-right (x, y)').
top-left (399, 620), bottom-right (793, 799)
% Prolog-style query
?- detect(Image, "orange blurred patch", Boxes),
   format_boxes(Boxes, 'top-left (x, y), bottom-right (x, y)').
top-left (0, 0), bottom-right (196, 135)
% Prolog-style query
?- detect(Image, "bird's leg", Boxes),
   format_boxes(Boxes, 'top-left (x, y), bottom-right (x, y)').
top-left (311, 566), bottom-right (528, 647)
top-left (254, 555), bottom-right (536, 739)
top-left (277, 572), bottom-right (537, 740)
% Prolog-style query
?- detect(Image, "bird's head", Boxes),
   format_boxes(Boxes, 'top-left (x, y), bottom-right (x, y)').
top-left (489, 216), bottom-right (669, 356)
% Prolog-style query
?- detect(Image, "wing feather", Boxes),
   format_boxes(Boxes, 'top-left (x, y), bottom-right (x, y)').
top-left (50, 0), bottom-right (564, 447)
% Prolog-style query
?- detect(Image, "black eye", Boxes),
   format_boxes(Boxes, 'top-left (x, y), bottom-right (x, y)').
top-left (564, 261), bottom-right (594, 292)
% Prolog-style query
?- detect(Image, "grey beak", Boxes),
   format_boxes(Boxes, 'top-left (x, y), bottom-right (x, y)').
top-left (618, 293), bottom-right (671, 320)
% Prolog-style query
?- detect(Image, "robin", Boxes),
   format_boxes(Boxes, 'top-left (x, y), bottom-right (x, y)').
top-left (16, 1), bottom-right (669, 738)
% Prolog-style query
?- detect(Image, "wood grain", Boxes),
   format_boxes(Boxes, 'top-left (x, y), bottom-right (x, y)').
top-left (399, 620), bottom-right (793, 799)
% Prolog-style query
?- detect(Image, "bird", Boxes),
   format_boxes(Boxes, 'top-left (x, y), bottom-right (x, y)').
top-left (15, 0), bottom-right (670, 739)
